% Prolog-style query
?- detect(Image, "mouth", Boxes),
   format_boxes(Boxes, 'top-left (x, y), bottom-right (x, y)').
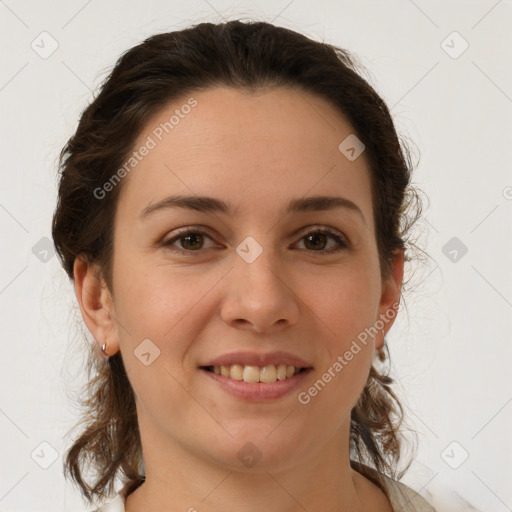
top-left (200, 363), bottom-right (309, 383)
top-left (198, 351), bottom-right (314, 401)
top-left (199, 363), bottom-right (313, 402)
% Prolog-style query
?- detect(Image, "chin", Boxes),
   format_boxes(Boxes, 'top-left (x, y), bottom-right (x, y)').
top-left (199, 422), bottom-right (308, 473)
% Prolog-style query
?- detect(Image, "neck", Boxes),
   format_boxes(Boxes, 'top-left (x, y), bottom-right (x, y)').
top-left (124, 417), bottom-right (390, 512)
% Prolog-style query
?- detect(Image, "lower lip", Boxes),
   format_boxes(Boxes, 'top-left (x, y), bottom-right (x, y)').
top-left (200, 368), bottom-right (313, 402)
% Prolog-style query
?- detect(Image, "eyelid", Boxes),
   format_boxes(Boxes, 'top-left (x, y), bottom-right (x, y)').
top-left (160, 226), bottom-right (219, 251)
top-left (295, 224), bottom-right (348, 242)
top-left (293, 225), bottom-right (350, 252)
top-left (160, 224), bottom-right (350, 254)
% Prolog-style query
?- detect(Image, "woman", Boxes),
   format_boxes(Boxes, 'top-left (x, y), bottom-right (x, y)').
top-left (52, 19), bottom-right (435, 511)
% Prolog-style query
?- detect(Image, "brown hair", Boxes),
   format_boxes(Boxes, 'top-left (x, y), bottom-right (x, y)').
top-left (52, 19), bottom-right (426, 507)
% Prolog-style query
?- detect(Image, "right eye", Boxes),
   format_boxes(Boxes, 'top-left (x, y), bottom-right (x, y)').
top-left (161, 228), bottom-right (217, 255)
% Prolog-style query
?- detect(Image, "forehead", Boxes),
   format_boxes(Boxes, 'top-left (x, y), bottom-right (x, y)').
top-left (116, 86), bottom-right (373, 226)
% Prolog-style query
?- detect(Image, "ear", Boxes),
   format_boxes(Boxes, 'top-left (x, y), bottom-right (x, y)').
top-left (73, 255), bottom-right (119, 357)
top-left (375, 248), bottom-right (404, 349)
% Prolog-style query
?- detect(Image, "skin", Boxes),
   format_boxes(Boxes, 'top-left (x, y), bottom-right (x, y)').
top-left (74, 86), bottom-right (403, 512)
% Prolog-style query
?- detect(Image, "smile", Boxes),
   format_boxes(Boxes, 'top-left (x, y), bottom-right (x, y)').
top-left (199, 365), bottom-right (313, 402)
top-left (201, 363), bottom-right (307, 383)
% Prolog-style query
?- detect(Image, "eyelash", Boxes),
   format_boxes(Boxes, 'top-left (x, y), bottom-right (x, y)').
top-left (160, 226), bottom-right (349, 256)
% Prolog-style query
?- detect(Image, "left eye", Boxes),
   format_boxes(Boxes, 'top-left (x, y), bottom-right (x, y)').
top-left (295, 229), bottom-right (348, 253)
top-left (161, 227), bottom-right (349, 255)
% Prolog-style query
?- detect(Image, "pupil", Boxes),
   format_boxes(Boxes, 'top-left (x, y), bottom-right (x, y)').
top-left (184, 234), bottom-right (202, 249)
top-left (306, 233), bottom-right (326, 250)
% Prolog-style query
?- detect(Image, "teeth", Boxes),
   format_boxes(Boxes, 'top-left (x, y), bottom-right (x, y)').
top-left (260, 364), bottom-right (277, 383)
top-left (276, 364), bottom-right (287, 380)
top-left (230, 364), bottom-right (244, 381)
top-left (242, 365), bottom-right (260, 383)
top-left (209, 363), bottom-right (302, 383)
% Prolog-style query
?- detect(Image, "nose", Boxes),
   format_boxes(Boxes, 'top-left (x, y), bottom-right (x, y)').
top-left (220, 244), bottom-right (300, 334)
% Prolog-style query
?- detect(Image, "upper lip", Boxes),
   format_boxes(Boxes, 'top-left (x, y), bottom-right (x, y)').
top-left (200, 351), bottom-right (313, 369)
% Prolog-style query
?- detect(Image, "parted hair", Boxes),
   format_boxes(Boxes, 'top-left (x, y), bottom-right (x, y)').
top-left (52, 19), bottom-right (425, 507)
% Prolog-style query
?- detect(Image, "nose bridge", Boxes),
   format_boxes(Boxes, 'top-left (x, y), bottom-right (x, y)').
top-left (235, 234), bottom-right (285, 298)
top-left (221, 234), bottom-right (299, 332)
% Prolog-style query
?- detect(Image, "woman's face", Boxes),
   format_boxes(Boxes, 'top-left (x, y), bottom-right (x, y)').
top-left (97, 86), bottom-right (403, 474)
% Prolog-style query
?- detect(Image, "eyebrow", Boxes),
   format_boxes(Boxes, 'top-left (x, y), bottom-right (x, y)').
top-left (139, 194), bottom-right (366, 225)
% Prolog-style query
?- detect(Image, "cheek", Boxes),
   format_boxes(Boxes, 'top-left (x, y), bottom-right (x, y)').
top-left (297, 328), bottom-right (375, 435)
top-left (112, 266), bottom-right (213, 418)
top-left (297, 264), bottom-right (379, 409)
top-left (303, 265), bottom-right (380, 350)
top-left (113, 257), bottom-right (223, 359)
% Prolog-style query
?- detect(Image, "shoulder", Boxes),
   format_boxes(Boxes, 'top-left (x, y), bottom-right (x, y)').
top-left (384, 478), bottom-right (437, 511)
top-left (359, 465), bottom-right (436, 512)
top-left (92, 478), bottom-right (143, 511)
top-left (91, 493), bottom-right (125, 512)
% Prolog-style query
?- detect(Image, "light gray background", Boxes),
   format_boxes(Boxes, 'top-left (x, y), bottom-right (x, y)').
top-left (1, 1), bottom-right (511, 511)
